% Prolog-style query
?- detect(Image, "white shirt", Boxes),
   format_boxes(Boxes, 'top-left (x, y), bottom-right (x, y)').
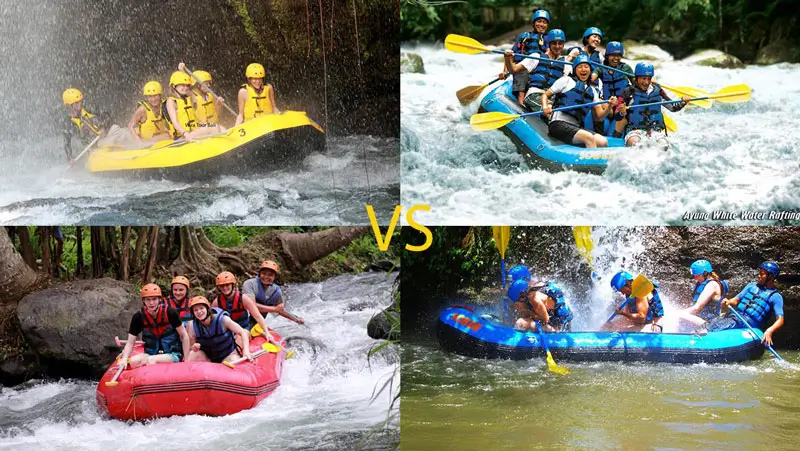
top-left (547, 76), bottom-right (601, 125)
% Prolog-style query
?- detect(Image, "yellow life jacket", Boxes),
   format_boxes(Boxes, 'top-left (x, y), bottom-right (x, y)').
top-left (242, 83), bottom-right (273, 121)
top-left (168, 95), bottom-right (198, 133)
top-left (192, 88), bottom-right (218, 125)
top-left (70, 108), bottom-right (103, 137)
top-left (136, 100), bottom-right (173, 140)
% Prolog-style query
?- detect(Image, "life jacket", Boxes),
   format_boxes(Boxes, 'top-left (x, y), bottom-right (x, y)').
top-left (193, 307), bottom-right (237, 363)
top-left (736, 284), bottom-right (779, 328)
top-left (529, 55), bottom-right (566, 90)
top-left (70, 108), bottom-right (103, 138)
top-left (242, 83), bottom-right (273, 121)
top-left (217, 289), bottom-right (250, 330)
top-left (547, 302), bottom-right (574, 332)
top-left (628, 283), bottom-right (664, 323)
top-left (552, 75), bottom-right (596, 122)
top-left (165, 294), bottom-right (192, 324)
top-left (513, 31), bottom-right (546, 63)
top-left (141, 304), bottom-right (182, 356)
top-left (693, 278), bottom-right (730, 321)
top-left (599, 65), bottom-right (630, 99)
top-left (167, 94), bottom-right (198, 133)
top-left (192, 88), bottom-right (218, 125)
top-left (625, 83), bottom-right (665, 133)
top-left (136, 100), bottom-right (172, 139)
top-left (252, 278), bottom-right (282, 306)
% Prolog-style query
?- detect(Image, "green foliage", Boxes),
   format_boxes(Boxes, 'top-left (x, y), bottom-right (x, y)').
top-left (203, 226), bottom-right (267, 248)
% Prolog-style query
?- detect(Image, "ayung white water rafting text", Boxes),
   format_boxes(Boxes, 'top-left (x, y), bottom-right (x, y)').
top-left (682, 211), bottom-right (800, 221)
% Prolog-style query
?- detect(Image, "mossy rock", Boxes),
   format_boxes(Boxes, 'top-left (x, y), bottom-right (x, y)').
top-left (621, 40), bottom-right (673, 61)
top-left (401, 52), bottom-right (425, 74)
top-left (682, 49), bottom-right (744, 68)
top-left (755, 40), bottom-right (800, 64)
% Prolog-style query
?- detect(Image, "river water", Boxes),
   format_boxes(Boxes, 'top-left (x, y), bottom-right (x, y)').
top-left (0, 135), bottom-right (399, 225)
top-left (0, 272), bottom-right (399, 451)
top-left (401, 44), bottom-right (800, 225)
top-left (402, 341), bottom-right (800, 451)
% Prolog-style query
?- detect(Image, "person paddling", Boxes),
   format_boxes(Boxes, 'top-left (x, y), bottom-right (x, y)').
top-left (507, 279), bottom-right (573, 332)
top-left (235, 63), bottom-right (281, 125)
top-left (678, 260), bottom-right (729, 331)
top-left (500, 9), bottom-right (551, 97)
top-left (242, 261), bottom-right (305, 326)
top-left (190, 70), bottom-right (224, 127)
top-left (186, 296), bottom-right (252, 364)
top-left (62, 88), bottom-right (109, 162)
top-left (604, 270), bottom-right (664, 333)
top-left (503, 28), bottom-right (568, 110)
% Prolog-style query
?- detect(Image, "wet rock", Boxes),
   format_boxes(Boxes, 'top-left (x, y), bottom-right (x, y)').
top-left (755, 40), bottom-right (800, 65)
top-left (682, 50), bottom-right (744, 68)
top-left (368, 260), bottom-right (397, 272)
top-left (16, 278), bottom-right (139, 376)
top-left (621, 40), bottom-right (674, 61)
top-left (367, 305), bottom-right (399, 341)
top-left (401, 52), bottom-right (425, 74)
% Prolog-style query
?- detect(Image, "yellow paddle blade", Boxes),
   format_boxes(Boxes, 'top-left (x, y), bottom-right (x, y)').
top-left (631, 274), bottom-right (655, 298)
top-left (105, 381), bottom-right (119, 387)
top-left (286, 349), bottom-right (297, 359)
top-left (444, 34), bottom-right (490, 54)
top-left (663, 85), bottom-right (713, 108)
top-left (546, 351), bottom-right (570, 375)
top-left (262, 342), bottom-right (280, 353)
top-left (456, 83), bottom-right (488, 106)
top-left (470, 111), bottom-right (520, 131)
top-left (223, 360), bottom-right (235, 368)
top-left (572, 226), bottom-right (594, 268)
top-left (492, 226), bottom-right (511, 259)
top-left (250, 323), bottom-right (263, 338)
top-left (709, 84), bottom-right (751, 103)
top-left (663, 112), bottom-right (678, 133)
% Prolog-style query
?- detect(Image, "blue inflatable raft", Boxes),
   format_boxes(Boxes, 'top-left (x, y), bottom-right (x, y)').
top-left (438, 306), bottom-right (766, 364)
top-left (479, 79), bottom-right (633, 173)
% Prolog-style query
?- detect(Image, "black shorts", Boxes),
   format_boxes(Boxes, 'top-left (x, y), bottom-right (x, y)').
top-left (548, 120), bottom-right (582, 144)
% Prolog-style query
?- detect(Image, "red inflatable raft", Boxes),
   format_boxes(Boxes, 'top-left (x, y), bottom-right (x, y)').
top-left (95, 332), bottom-right (285, 420)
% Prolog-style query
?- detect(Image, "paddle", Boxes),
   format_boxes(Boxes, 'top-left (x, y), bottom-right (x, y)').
top-left (222, 342), bottom-right (276, 368)
top-left (624, 85), bottom-right (751, 111)
top-left (492, 226), bottom-right (511, 322)
top-left (662, 86), bottom-right (713, 108)
top-left (572, 226), bottom-right (598, 280)
top-left (456, 73), bottom-right (508, 106)
top-left (603, 274), bottom-right (655, 326)
top-left (727, 306), bottom-right (785, 361)
top-left (535, 320), bottom-right (570, 375)
top-left (104, 357), bottom-right (128, 387)
top-left (181, 65), bottom-right (238, 117)
top-left (68, 135), bottom-right (102, 168)
top-left (471, 100), bottom-right (609, 131)
top-left (284, 311), bottom-right (308, 327)
top-left (250, 323), bottom-right (297, 359)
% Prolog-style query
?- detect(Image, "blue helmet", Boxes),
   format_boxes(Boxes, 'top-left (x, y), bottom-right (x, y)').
top-left (507, 265), bottom-right (531, 283)
top-left (759, 261), bottom-right (779, 278)
top-left (532, 9), bottom-right (550, 23)
top-left (583, 27), bottom-right (603, 40)
top-left (690, 259), bottom-right (713, 276)
top-left (606, 41), bottom-right (624, 56)
top-left (634, 62), bottom-right (655, 77)
top-left (610, 270), bottom-right (634, 291)
top-left (540, 281), bottom-right (565, 303)
top-left (545, 29), bottom-right (566, 47)
top-left (573, 54), bottom-right (592, 69)
top-left (508, 279), bottom-right (529, 301)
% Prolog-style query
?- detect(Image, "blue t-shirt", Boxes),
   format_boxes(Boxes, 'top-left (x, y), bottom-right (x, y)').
top-left (736, 282), bottom-right (784, 317)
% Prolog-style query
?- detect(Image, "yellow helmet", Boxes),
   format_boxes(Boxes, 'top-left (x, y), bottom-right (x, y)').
top-left (169, 71), bottom-right (192, 86)
top-left (142, 81), bottom-right (163, 96)
top-left (194, 70), bottom-right (212, 84)
top-left (245, 63), bottom-right (265, 79)
top-left (62, 88), bottom-right (83, 106)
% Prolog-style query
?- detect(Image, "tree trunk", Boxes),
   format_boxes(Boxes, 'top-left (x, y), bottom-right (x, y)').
top-left (132, 227), bottom-right (149, 272)
top-left (275, 226), bottom-right (369, 270)
top-left (91, 227), bottom-right (103, 278)
top-left (0, 227), bottom-right (46, 306)
top-left (39, 227), bottom-right (51, 276)
top-left (106, 227), bottom-right (118, 265)
top-left (169, 227), bottom-right (250, 285)
top-left (142, 226), bottom-right (160, 283)
top-left (16, 227), bottom-right (36, 269)
top-left (120, 226), bottom-right (131, 281)
top-left (76, 226), bottom-right (84, 278)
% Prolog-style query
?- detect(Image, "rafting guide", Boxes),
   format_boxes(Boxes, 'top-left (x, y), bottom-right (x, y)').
top-left (682, 210), bottom-right (800, 221)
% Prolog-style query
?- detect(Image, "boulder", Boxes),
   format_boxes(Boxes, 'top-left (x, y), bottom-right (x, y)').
top-left (368, 304), bottom-right (400, 340)
top-left (682, 49), bottom-right (744, 68)
top-left (16, 278), bottom-right (139, 376)
top-left (401, 52), bottom-right (425, 74)
top-left (755, 40), bottom-right (800, 65)
top-left (622, 40), bottom-right (674, 61)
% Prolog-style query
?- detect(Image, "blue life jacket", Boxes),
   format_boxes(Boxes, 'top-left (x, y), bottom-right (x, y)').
top-left (217, 289), bottom-right (250, 330)
top-left (599, 66), bottom-right (630, 99)
top-left (736, 284), bottom-right (779, 328)
top-left (254, 279), bottom-right (282, 306)
top-left (193, 307), bottom-right (237, 363)
top-left (547, 302), bottom-right (574, 332)
top-left (693, 278), bottom-right (729, 321)
top-left (529, 56), bottom-right (566, 90)
top-left (141, 305), bottom-right (182, 356)
top-left (513, 32), bottom-right (546, 63)
top-left (628, 283), bottom-right (664, 322)
top-left (626, 83), bottom-right (665, 133)
top-left (553, 75), bottom-right (596, 122)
